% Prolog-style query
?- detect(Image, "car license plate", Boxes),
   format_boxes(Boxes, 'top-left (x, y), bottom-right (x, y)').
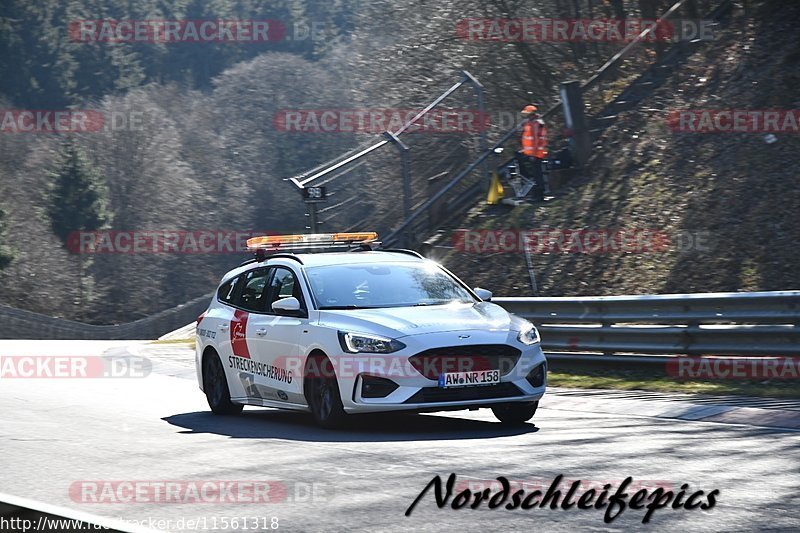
top-left (438, 369), bottom-right (501, 388)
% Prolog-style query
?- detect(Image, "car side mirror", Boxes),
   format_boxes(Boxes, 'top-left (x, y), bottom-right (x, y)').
top-left (272, 296), bottom-right (302, 316)
top-left (473, 288), bottom-right (492, 301)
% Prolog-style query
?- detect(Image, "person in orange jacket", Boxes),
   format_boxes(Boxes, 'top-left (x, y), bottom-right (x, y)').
top-left (518, 104), bottom-right (548, 201)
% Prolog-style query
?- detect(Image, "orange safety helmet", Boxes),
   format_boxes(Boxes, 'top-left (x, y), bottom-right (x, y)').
top-left (520, 104), bottom-right (538, 116)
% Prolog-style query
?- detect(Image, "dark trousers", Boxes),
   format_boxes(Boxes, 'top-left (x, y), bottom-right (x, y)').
top-left (516, 153), bottom-right (545, 201)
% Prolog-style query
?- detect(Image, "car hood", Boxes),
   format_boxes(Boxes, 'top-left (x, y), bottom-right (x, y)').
top-left (317, 301), bottom-right (525, 338)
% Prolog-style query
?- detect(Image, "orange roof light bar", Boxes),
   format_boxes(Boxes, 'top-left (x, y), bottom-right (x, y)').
top-left (332, 232), bottom-right (378, 242)
top-left (246, 232), bottom-right (378, 251)
top-left (246, 234), bottom-right (304, 249)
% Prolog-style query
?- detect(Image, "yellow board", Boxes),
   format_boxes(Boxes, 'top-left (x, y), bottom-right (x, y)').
top-left (487, 173), bottom-right (505, 205)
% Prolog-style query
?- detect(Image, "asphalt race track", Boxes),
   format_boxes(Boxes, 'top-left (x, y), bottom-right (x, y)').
top-left (1, 340), bottom-right (798, 532)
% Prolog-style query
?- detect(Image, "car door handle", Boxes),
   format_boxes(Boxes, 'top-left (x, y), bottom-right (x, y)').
top-left (218, 324), bottom-right (229, 331)
top-left (255, 328), bottom-right (268, 336)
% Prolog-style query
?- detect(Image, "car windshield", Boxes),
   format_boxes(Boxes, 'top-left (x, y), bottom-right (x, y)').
top-left (306, 262), bottom-right (476, 309)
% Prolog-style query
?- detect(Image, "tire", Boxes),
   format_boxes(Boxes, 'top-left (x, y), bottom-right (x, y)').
top-left (203, 351), bottom-right (243, 415)
top-left (305, 355), bottom-right (347, 429)
top-left (492, 401), bottom-right (538, 425)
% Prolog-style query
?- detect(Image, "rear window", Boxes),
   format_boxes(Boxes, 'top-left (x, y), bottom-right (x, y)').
top-left (217, 275), bottom-right (242, 305)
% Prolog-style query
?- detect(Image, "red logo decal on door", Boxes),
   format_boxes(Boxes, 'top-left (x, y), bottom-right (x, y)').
top-left (230, 309), bottom-right (251, 358)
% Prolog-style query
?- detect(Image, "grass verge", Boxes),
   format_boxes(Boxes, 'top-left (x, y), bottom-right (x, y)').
top-left (549, 366), bottom-right (800, 398)
top-left (150, 338), bottom-right (195, 346)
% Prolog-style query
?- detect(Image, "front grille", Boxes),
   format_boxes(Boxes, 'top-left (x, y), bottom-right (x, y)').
top-left (404, 382), bottom-right (522, 404)
top-left (408, 344), bottom-right (522, 379)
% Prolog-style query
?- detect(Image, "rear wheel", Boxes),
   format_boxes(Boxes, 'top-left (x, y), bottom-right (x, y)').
top-left (305, 355), bottom-right (347, 429)
top-left (203, 351), bottom-right (243, 415)
top-left (492, 401), bottom-right (538, 425)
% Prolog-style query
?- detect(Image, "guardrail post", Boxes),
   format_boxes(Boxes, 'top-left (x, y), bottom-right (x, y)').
top-left (383, 131), bottom-right (412, 246)
top-left (521, 236), bottom-right (539, 296)
top-left (308, 204), bottom-right (319, 233)
top-left (382, 120), bottom-right (526, 246)
top-left (560, 81), bottom-right (592, 168)
top-left (462, 71), bottom-right (490, 190)
top-left (599, 302), bottom-right (613, 355)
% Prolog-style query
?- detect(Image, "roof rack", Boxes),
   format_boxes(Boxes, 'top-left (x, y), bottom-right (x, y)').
top-left (254, 252), bottom-right (304, 264)
top-left (378, 248), bottom-right (424, 258)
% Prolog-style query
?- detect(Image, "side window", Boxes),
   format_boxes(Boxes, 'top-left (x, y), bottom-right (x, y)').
top-left (217, 275), bottom-right (242, 305)
top-left (235, 268), bottom-right (271, 312)
top-left (266, 267), bottom-right (304, 312)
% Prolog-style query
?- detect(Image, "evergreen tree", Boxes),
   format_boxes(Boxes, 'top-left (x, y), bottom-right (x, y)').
top-left (48, 138), bottom-right (110, 315)
top-left (48, 139), bottom-right (110, 244)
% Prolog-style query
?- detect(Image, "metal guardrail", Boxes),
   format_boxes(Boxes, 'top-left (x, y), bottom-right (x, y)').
top-left (494, 291), bottom-right (800, 357)
top-left (0, 293), bottom-right (213, 340)
top-left (287, 71), bottom-right (490, 235)
top-left (4, 289), bottom-right (797, 357)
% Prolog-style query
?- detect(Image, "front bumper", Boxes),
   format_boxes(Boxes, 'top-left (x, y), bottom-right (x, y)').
top-left (336, 330), bottom-right (547, 414)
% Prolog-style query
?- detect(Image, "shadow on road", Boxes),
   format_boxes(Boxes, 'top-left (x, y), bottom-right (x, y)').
top-left (162, 409), bottom-right (539, 442)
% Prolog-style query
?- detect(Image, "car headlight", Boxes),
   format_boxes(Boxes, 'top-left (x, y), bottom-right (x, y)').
top-left (338, 331), bottom-right (406, 353)
top-left (517, 322), bottom-right (540, 345)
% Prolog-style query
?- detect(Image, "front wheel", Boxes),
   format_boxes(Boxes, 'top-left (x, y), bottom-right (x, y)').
top-left (305, 355), bottom-right (347, 429)
top-left (203, 351), bottom-right (243, 415)
top-left (492, 401), bottom-right (538, 425)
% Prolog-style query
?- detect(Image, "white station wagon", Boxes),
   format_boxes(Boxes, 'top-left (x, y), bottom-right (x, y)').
top-left (195, 232), bottom-right (546, 428)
